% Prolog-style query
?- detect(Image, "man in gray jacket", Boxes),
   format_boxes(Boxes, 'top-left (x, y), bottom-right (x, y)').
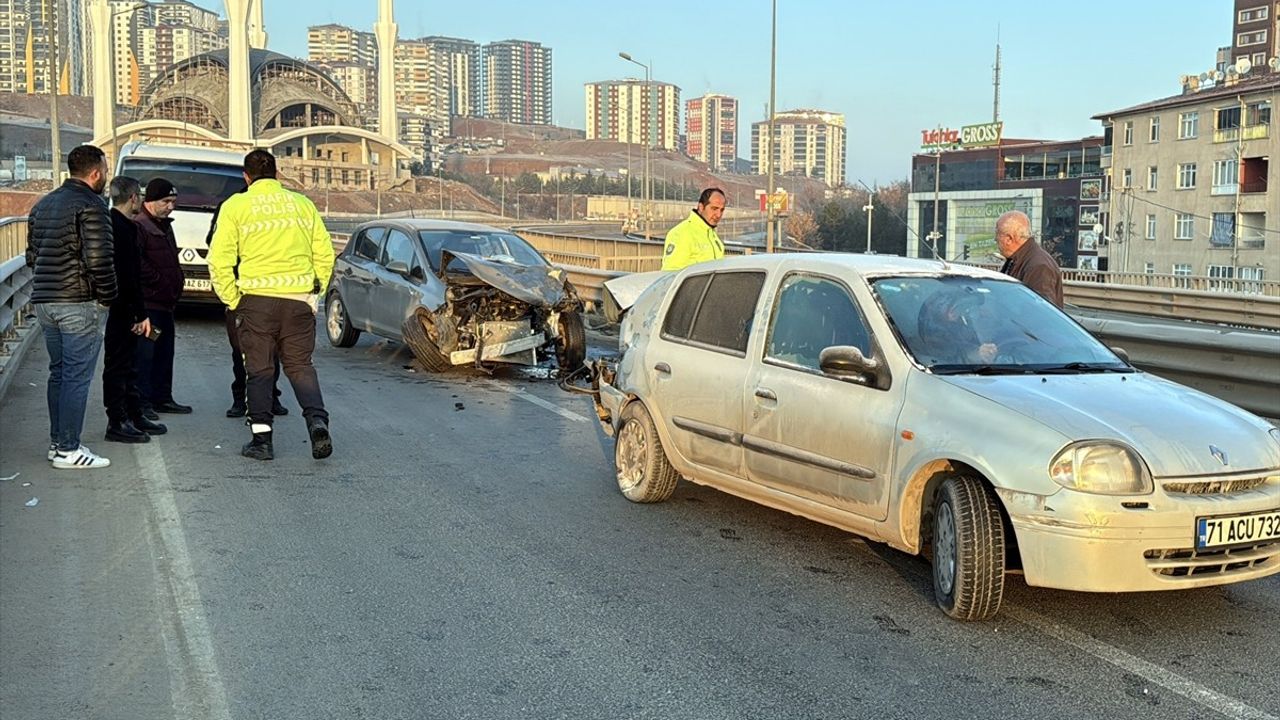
top-left (26, 144), bottom-right (118, 468)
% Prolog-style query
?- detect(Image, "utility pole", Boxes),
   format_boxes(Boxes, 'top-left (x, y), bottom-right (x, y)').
top-left (49, 0), bottom-right (61, 177)
top-left (1231, 96), bottom-right (1245, 274)
top-left (765, 0), bottom-right (778, 254)
top-left (926, 127), bottom-right (943, 257)
top-left (862, 191), bottom-right (875, 254)
top-left (992, 27), bottom-right (1001, 123)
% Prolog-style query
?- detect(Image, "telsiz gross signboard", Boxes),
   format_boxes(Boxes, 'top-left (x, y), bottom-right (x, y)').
top-left (920, 121), bottom-right (1004, 151)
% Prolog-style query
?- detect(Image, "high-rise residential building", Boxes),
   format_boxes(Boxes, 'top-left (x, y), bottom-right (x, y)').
top-left (421, 35), bottom-right (480, 117)
top-left (0, 0), bottom-right (90, 95)
top-left (584, 79), bottom-right (680, 150)
top-left (751, 109), bottom-right (847, 187)
top-left (686, 93), bottom-right (738, 172)
top-left (324, 61), bottom-right (374, 113)
top-left (307, 23), bottom-right (376, 67)
top-left (394, 38), bottom-right (447, 128)
top-left (483, 39), bottom-right (551, 125)
top-left (100, 0), bottom-right (226, 107)
top-left (1231, 1), bottom-right (1279, 70)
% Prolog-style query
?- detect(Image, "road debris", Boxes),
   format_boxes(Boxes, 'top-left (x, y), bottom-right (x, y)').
top-left (24, 497), bottom-right (39, 508)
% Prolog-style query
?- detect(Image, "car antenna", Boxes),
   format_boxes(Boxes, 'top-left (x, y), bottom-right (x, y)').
top-left (854, 179), bottom-right (948, 268)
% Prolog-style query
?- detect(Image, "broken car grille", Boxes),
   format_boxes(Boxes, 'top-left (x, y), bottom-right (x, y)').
top-left (1144, 541), bottom-right (1280, 578)
top-left (1162, 476), bottom-right (1273, 495)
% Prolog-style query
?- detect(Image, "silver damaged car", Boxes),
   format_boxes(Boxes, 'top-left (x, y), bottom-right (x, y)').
top-left (590, 253), bottom-right (1280, 620)
top-left (326, 219), bottom-right (586, 373)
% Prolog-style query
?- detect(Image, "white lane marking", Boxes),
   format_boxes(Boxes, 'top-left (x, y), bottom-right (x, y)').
top-left (1002, 605), bottom-right (1278, 720)
top-left (483, 381), bottom-right (591, 423)
top-left (850, 543), bottom-right (1276, 720)
top-left (136, 443), bottom-right (232, 720)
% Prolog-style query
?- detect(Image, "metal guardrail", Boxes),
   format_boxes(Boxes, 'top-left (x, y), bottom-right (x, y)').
top-left (1, 217), bottom-right (34, 357)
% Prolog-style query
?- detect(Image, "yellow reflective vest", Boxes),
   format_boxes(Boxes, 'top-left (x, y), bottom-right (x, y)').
top-left (661, 211), bottom-right (724, 271)
top-left (208, 178), bottom-right (334, 310)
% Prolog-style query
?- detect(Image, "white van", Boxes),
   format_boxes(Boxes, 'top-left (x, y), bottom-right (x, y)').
top-left (115, 143), bottom-right (247, 303)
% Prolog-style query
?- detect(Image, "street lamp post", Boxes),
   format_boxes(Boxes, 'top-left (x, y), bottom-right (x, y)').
top-left (49, 0), bottom-right (60, 176)
top-left (862, 192), bottom-right (874, 254)
top-left (765, 0), bottom-right (778, 254)
top-left (619, 52), bottom-right (651, 239)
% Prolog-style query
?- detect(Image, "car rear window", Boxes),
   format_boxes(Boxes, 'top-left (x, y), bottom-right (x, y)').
top-left (352, 227), bottom-right (386, 261)
top-left (687, 272), bottom-right (765, 353)
top-left (662, 273), bottom-right (711, 339)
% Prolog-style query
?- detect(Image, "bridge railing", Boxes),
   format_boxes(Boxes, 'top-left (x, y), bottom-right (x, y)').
top-left (0, 217), bottom-right (34, 358)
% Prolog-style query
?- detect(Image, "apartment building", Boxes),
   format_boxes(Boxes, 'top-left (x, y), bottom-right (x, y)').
top-left (307, 23), bottom-right (376, 66)
top-left (421, 36), bottom-right (480, 118)
top-left (686, 93), bottom-right (738, 172)
top-left (584, 79), bottom-right (681, 150)
top-left (751, 109), bottom-right (847, 187)
top-left (0, 0), bottom-right (89, 95)
top-left (1231, 1), bottom-right (1279, 69)
top-left (483, 39), bottom-right (551, 125)
top-left (1094, 73), bottom-right (1277, 286)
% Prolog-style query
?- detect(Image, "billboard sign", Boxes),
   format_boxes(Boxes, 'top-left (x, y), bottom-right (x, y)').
top-left (920, 122), bottom-right (1004, 152)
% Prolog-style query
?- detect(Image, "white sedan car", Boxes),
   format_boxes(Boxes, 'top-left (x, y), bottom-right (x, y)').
top-left (591, 253), bottom-right (1280, 620)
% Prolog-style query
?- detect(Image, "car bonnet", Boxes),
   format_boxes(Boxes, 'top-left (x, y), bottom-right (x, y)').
top-left (439, 250), bottom-right (569, 308)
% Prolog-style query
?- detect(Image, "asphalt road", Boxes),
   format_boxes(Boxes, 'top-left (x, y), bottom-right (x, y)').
top-left (1, 309), bottom-right (1277, 720)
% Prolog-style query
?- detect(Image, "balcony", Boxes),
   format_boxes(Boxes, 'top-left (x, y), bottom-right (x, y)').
top-left (1214, 123), bottom-right (1270, 143)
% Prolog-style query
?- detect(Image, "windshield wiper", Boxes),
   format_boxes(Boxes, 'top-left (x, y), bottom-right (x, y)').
top-left (930, 364), bottom-right (1030, 376)
top-left (1036, 362), bottom-right (1134, 374)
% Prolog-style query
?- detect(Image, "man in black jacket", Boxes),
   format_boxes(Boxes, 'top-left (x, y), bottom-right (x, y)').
top-left (134, 178), bottom-right (192, 416)
top-left (26, 144), bottom-right (117, 469)
top-left (102, 177), bottom-right (168, 442)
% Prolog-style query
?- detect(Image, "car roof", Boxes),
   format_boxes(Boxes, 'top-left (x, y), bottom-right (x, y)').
top-left (117, 143), bottom-right (246, 166)
top-left (677, 252), bottom-right (1011, 281)
top-left (352, 218), bottom-right (508, 235)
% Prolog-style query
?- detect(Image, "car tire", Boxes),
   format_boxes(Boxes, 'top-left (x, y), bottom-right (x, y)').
top-left (931, 474), bottom-right (1006, 621)
top-left (555, 310), bottom-right (586, 373)
top-left (326, 292), bottom-right (360, 348)
top-left (614, 402), bottom-right (679, 503)
top-left (402, 311), bottom-right (452, 373)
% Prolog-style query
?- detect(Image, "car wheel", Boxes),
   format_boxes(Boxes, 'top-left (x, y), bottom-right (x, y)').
top-left (932, 474), bottom-right (1006, 621)
top-left (555, 310), bottom-right (586, 373)
top-left (402, 311), bottom-right (452, 372)
top-left (326, 292), bottom-right (360, 348)
top-left (614, 402), bottom-right (679, 503)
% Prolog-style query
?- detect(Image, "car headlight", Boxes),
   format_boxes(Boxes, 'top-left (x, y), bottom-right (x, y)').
top-left (1049, 442), bottom-right (1153, 495)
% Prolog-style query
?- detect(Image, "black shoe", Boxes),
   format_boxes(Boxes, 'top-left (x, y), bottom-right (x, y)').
top-left (271, 400), bottom-right (289, 416)
top-left (105, 420), bottom-right (150, 444)
top-left (226, 401), bottom-right (247, 418)
top-left (241, 432), bottom-right (274, 461)
top-left (141, 406), bottom-right (160, 421)
top-left (307, 417), bottom-right (332, 459)
top-left (154, 400), bottom-right (193, 414)
top-left (132, 415), bottom-right (168, 435)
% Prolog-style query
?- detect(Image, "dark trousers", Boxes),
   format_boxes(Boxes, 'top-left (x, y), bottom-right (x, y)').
top-left (102, 309), bottom-right (143, 423)
top-left (236, 295), bottom-right (327, 427)
top-left (226, 308), bottom-right (281, 403)
top-left (134, 308), bottom-right (176, 407)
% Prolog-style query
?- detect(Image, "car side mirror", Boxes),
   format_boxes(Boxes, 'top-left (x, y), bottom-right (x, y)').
top-left (386, 260), bottom-right (409, 277)
top-left (819, 345), bottom-right (881, 385)
top-left (1110, 346), bottom-right (1130, 363)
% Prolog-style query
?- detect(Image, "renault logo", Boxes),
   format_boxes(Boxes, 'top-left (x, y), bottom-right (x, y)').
top-left (1209, 445), bottom-right (1229, 466)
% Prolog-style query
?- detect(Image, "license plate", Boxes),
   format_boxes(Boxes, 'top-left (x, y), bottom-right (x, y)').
top-left (184, 278), bottom-right (212, 291)
top-left (1196, 510), bottom-right (1280, 549)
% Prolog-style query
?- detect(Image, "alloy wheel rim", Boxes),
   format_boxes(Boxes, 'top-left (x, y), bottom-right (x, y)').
top-left (327, 298), bottom-right (343, 340)
top-left (616, 420), bottom-right (646, 492)
top-left (935, 502), bottom-right (957, 595)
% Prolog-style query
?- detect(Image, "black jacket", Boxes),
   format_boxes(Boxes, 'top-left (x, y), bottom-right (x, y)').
top-left (25, 178), bottom-right (117, 305)
top-left (1000, 240), bottom-right (1064, 308)
top-left (109, 208), bottom-right (147, 324)
top-left (135, 208), bottom-right (184, 311)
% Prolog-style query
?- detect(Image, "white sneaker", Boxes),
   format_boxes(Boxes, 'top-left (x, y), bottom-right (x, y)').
top-left (51, 445), bottom-right (111, 469)
top-left (47, 443), bottom-right (57, 461)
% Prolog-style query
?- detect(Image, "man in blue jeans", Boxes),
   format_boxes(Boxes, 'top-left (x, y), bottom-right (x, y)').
top-left (26, 144), bottom-right (118, 469)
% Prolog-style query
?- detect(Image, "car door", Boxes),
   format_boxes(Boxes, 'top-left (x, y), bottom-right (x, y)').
top-left (338, 226), bottom-right (386, 333)
top-left (647, 270), bottom-right (766, 479)
top-left (370, 228), bottom-right (426, 337)
top-left (743, 272), bottom-right (903, 521)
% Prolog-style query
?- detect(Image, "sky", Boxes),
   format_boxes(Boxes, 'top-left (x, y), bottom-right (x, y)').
top-left (195, 0), bottom-right (1230, 186)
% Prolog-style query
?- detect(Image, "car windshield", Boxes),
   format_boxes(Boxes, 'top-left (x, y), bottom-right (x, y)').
top-left (417, 230), bottom-right (548, 272)
top-left (872, 276), bottom-right (1131, 375)
top-left (119, 160), bottom-right (246, 211)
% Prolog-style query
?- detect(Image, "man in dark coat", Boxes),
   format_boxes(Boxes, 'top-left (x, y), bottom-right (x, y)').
top-left (995, 210), bottom-right (1065, 308)
top-left (103, 176), bottom-right (168, 442)
top-left (26, 144), bottom-right (117, 468)
top-left (134, 177), bottom-right (192, 416)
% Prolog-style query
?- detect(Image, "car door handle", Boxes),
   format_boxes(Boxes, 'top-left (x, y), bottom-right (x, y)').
top-left (754, 387), bottom-right (777, 401)
top-left (654, 362), bottom-right (671, 375)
